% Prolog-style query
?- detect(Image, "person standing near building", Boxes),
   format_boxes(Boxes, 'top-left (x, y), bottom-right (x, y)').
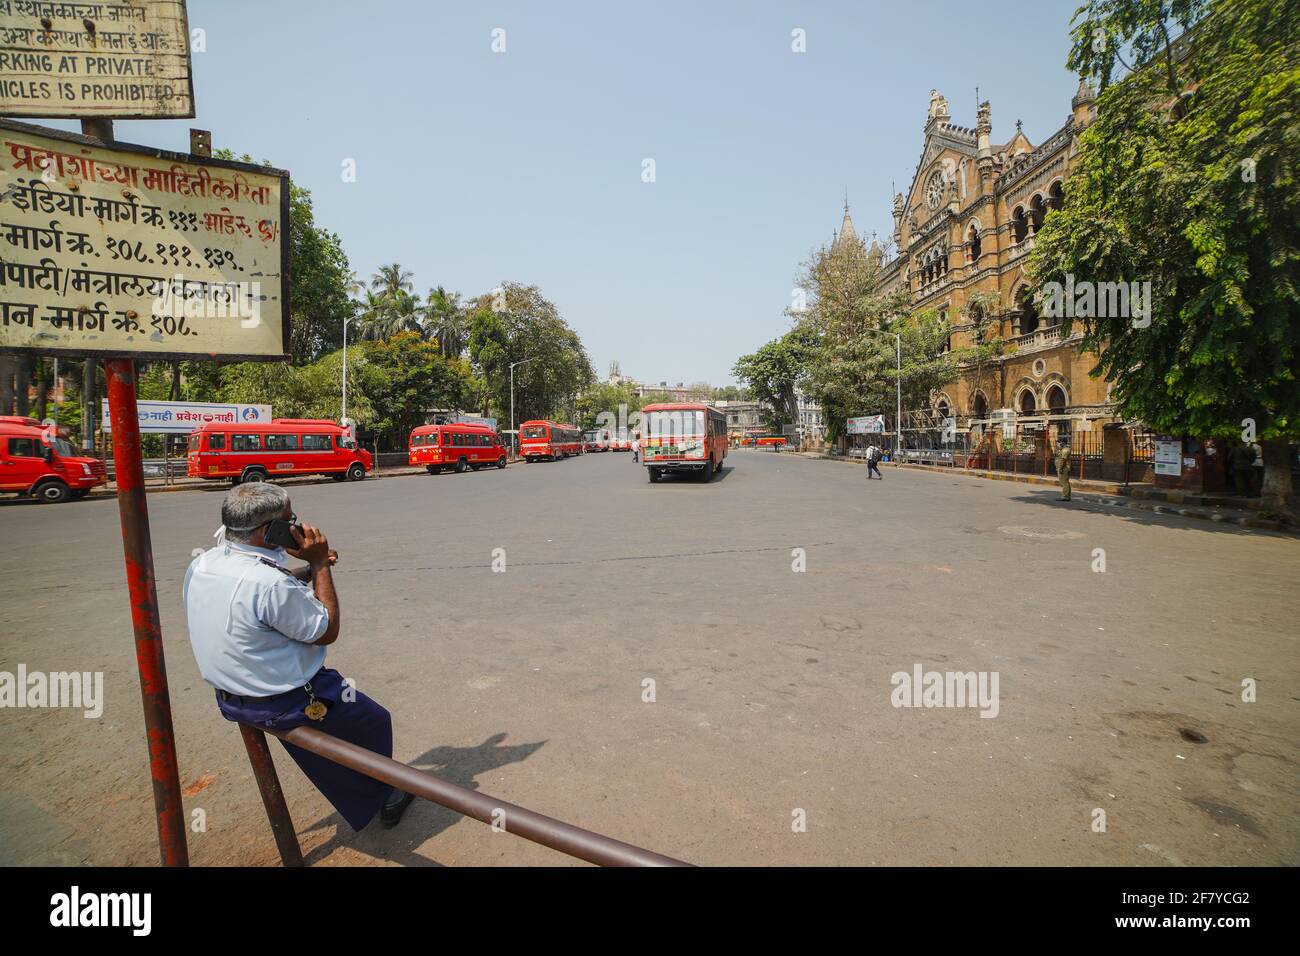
top-left (866, 443), bottom-right (883, 479)
top-left (1055, 442), bottom-right (1072, 501)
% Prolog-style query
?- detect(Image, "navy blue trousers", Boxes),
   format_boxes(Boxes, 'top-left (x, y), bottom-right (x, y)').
top-left (217, 667), bottom-right (394, 831)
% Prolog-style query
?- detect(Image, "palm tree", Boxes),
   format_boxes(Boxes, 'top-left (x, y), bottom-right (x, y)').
top-left (370, 263), bottom-right (414, 302)
top-left (427, 286), bottom-right (466, 357)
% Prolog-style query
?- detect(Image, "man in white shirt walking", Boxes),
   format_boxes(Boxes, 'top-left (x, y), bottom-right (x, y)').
top-left (182, 482), bottom-right (413, 831)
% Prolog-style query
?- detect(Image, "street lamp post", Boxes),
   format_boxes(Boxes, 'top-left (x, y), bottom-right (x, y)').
top-left (341, 316), bottom-right (352, 423)
top-left (863, 328), bottom-right (902, 458)
top-left (509, 358), bottom-right (538, 458)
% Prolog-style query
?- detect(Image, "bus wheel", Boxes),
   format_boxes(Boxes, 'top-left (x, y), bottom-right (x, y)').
top-left (35, 480), bottom-right (70, 503)
top-left (455, 457), bottom-right (469, 473)
top-left (346, 463), bottom-right (366, 481)
top-left (496, 456), bottom-right (507, 469)
top-left (241, 467), bottom-right (267, 484)
top-left (647, 468), bottom-right (658, 483)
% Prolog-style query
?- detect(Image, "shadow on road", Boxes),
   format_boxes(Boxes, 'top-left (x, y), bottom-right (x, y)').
top-left (294, 731), bottom-right (547, 866)
top-left (1008, 492), bottom-right (1293, 539)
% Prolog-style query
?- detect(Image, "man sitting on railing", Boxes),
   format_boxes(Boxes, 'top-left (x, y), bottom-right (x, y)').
top-left (182, 482), bottom-right (415, 832)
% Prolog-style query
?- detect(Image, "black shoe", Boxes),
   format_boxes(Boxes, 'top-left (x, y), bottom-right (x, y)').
top-left (379, 789), bottom-right (415, 827)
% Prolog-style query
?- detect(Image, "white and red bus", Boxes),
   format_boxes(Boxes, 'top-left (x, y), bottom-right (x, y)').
top-left (409, 423), bottom-right (507, 474)
top-left (641, 402), bottom-right (728, 482)
top-left (187, 419), bottom-right (371, 484)
top-left (519, 420), bottom-right (583, 462)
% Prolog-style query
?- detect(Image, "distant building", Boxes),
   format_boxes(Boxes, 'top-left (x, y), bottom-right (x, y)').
top-left (714, 400), bottom-right (764, 434)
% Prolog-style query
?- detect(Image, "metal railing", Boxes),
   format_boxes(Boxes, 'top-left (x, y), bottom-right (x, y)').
top-left (239, 724), bottom-right (692, 868)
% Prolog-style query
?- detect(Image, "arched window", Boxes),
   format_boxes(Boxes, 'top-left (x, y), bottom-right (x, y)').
top-left (1017, 288), bottom-right (1039, 336)
top-left (1011, 207), bottom-right (1028, 243)
top-left (936, 399), bottom-right (950, 420)
top-left (971, 392), bottom-right (988, 418)
top-left (1046, 385), bottom-right (1066, 411)
top-left (1028, 194), bottom-right (1045, 234)
top-left (1019, 390), bottom-right (1037, 415)
top-left (1047, 181), bottom-right (1064, 213)
top-left (967, 224), bottom-right (982, 264)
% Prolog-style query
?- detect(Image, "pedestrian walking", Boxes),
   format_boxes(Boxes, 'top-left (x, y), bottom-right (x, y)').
top-left (631, 434), bottom-right (640, 463)
top-left (182, 483), bottom-right (415, 832)
top-left (1055, 442), bottom-right (1072, 501)
top-left (866, 443), bottom-right (883, 479)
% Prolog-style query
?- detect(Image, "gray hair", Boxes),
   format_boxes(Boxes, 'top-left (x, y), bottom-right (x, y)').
top-left (221, 483), bottom-right (289, 542)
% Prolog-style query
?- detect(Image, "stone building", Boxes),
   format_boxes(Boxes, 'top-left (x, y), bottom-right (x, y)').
top-left (876, 84), bottom-right (1112, 438)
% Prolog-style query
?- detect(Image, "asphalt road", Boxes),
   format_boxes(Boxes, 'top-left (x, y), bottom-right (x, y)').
top-left (1, 449), bottom-right (1297, 866)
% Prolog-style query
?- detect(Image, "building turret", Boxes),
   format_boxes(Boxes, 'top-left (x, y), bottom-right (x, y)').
top-left (976, 100), bottom-right (993, 183)
top-left (1072, 77), bottom-right (1097, 128)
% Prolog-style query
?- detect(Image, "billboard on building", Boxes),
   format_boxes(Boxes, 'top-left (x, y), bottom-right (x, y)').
top-left (0, 0), bottom-right (195, 119)
top-left (101, 398), bottom-right (270, 433)
top-left (847, 414), bottom-right (885, 435)
top-left (0, 120), bottom-right (288, 361)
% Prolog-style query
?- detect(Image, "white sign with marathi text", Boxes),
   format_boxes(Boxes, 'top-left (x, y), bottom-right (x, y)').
top-left (0, 120), bottom-right (288, 360)
top-left (101, 398), bottom-right (270, 433)
top-left (0, 0), bottom-right (194, 118)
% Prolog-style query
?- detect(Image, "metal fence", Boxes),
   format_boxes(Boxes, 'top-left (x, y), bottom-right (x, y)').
top-left (886, 419), bottom-right (1156, 484)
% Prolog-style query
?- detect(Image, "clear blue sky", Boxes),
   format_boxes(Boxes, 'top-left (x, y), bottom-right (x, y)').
top-left (48, 0), bottom-right (1084, 385)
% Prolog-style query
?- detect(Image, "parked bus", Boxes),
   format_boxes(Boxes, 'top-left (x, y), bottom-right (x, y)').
top-left (186, 419), bottom-right (371, 484)
top-left (409, 423), bottom-right (507, 473)
top-left (519, 420), bottom-right (583, 461)
top-left (583, 429), bottom-right (610, 452)
top-left (641, 402), bottom-right (728, 482)
top-left (0, 416), bottom-right (107, 502)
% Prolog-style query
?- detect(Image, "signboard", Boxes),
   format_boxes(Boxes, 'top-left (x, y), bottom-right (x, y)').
top-left (0, 0), bottom-right (194, 118)
top-left (1154, 437), bottom-right (1182, 476)
top-left (101, 398), bottom-right (270, 433)
top-left (0, 119), bottom-right (289, 360)
top-left (847, 414), bottom-right (885, 435)
top-left (453, 414), bottom-right (497, 430)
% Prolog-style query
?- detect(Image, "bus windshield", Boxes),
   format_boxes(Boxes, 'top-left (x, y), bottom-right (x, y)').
top-left (646, 410), bottom-right (704, 439)
top-left (522, 425), bottom-right (547, 440)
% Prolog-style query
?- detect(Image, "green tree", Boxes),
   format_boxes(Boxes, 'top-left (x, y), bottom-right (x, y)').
top-left (467, 282), bottom-right (595, 428)
top-left (1032, 0), bottom-right (1300, 511)
top-left (733, 330), bottom-right (812, 430)
top-left (359, 332), bottom-right (475, 447)
top-left (213, 149), bottom-right (356, 364)
top-left (576, 380), bottom-right (643, 430)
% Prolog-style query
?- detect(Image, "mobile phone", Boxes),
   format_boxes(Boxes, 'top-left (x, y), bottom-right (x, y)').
top-left (263, 518), bottom-right (302, 551)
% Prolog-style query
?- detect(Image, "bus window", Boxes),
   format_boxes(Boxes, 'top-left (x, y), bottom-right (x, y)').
top-left (266, 434), bottom-right (299, 451)
top-left (187, 432), bottom-right (201, 453)
top-left (303, 434), bottom-right (332, 451)
top-left (232, 434), bottom-right (261, 451)
top-left (208, 433), bottom-right (225, 451)
top-left (8, 437), bottom-right (38, 457)
top-left (522, 425), bottom-right (546, 440)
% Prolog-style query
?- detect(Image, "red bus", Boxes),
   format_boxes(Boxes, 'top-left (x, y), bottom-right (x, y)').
top-left (519, 420), bottom-right (583, 462)
top-left (0, 416), bottom-right (107, 502)
top-left (187, 419), bottom-right (371, 484)
top-left (641, 403), bottom-right (728, 482)
top-left (409, 423), bottom-right (507, 474)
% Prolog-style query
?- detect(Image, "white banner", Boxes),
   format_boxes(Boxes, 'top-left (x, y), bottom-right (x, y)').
top-left (847, 414), bottom-right (885, 435)
top-left (101, 399), bottom-right (270, 433)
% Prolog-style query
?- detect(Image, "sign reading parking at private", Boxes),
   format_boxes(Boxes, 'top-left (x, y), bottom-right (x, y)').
top-left (0, 119), bottom-right (289, 361)
top-left (0, 0), bottom-right (194, 118)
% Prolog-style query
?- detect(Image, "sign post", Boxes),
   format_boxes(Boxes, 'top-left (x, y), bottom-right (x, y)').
top-left (0, 87), bottom-right (288, 863)
top-left (105, 356), bottom-right (189, 866)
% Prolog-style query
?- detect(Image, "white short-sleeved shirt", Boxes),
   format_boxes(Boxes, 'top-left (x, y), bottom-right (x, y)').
top-left (182, 540), bottom-right (329, 696)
